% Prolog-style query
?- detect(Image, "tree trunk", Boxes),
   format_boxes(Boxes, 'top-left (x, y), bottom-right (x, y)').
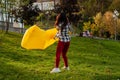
top-left (5, 13), bottom-right (10, 33)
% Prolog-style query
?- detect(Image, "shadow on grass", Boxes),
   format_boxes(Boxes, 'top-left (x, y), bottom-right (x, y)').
top-left (0, 59), bottom-right (52, 80)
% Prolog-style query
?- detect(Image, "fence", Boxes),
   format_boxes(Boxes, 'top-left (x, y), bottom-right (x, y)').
top-left (0, 21), bottom-right (26, 33)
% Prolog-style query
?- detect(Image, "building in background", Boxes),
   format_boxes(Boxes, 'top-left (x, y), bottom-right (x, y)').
top-left (34, 0), bottom-right (60, 11)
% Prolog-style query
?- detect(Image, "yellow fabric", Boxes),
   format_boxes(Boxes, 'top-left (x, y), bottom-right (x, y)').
top-left (21, 25), bottom-right (58, 50)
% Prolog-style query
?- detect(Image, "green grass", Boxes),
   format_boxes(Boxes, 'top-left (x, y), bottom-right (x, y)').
top-left (0, 32), bottom-right (120, 80)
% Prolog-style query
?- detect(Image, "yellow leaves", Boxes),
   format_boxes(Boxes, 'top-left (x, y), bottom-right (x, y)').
top-left (90, 23), bottom-right (97, 32)
top-left (103, 11), bottom-right (115, 35)
top-left (117, 19), bottom-right (120, 35)
top-left (93, 11), bottom-right (120, 36)
top-left (82, 11), bottom-right (120, 38)
top-left (94, 12), bottom-right (102, 25)
top-left (83, 21), bottom-right (91, 31)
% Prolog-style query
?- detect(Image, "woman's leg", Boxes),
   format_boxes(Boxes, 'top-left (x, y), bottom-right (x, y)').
top-left (55, 41), bottom-right (63, 68)
top-left (62, 42), bottom-right (70, 67)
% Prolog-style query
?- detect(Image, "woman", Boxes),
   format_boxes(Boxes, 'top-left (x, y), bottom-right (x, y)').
top-left (50, 12), bottom-right (72, 73)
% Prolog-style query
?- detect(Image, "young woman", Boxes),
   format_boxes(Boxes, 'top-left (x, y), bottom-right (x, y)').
top-left (50, 12), bottom-right (73, 73)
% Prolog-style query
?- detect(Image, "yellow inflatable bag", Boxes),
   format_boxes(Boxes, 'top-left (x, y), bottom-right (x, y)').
top-left (21, 25), bottom-right (58, 50)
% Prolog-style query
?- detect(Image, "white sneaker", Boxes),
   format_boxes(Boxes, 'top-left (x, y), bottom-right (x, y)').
top-left (62, 66), bottom-right (70, 70)
top-left (50, 68), bottom-right (61, 73)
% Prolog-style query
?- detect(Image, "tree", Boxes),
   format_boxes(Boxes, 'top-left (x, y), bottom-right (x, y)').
top-left (117, 19), bottom-right (120, 39)
top-left (92, 11), bottom-right (119, 38)
top-left (55, 0), bottom-right (80, 24)
top-left (109, 0), bottom-right (120, 11)
top-left (12, 0), bottom-right (40, 25)
top-left (0, 0), bottom-right (16, 33)
top-left (94, 12), bottom-right (105, 37)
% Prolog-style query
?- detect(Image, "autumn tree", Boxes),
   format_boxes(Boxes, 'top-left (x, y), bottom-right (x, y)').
top-left (117, 19), bottom-right (120, 39)
top-left (85, 11), bottom-right (120, 39)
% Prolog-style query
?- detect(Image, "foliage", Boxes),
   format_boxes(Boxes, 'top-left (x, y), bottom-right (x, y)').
top-left (0, 0), bottom-right (17, 33)
top-left (103, 11), bottom-right (115, 37)
top-left (11, 0), bottom-right (40, 25)
top-left (109, 0), bottom-right (120, 12)
top-left (36, 13), bottom-right (45, 22)
top-left (1, 0), bottom-right (120, 34)
top-left (83, 21), bottom-right (91, 31)
top-left (83, 11), bottom-right (120, 39)
top-left (94, 12), bottom-right (105, 37)
top-left (76, 0), bottom-right (119, 31)
top-left (79, 0), bottom-right (112, 18)
top-left (117, 19), bottom-right (120, 39)
top-left (55, 0), bottom-right (80, 24)
top-left (20, 5), bottom-right (41, 25)
top-left (49, 11), bottom-right (57, 20)
top-left (56, 0), bottom-right (118, 32)
top-left (0, 32), bottom-right (120, 80)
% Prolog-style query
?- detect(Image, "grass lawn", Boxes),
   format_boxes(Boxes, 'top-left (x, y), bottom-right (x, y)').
top-left (0, 32), bottom-right (120, 80)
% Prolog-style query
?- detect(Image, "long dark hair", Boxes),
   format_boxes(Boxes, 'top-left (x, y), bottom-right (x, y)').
top-left (55, 12), bottom-right (68, 32)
